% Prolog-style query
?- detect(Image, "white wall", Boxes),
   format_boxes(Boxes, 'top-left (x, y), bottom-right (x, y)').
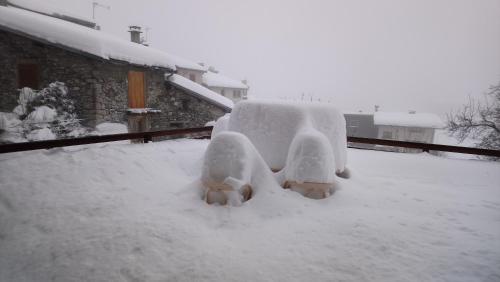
top-left (207, 86), bottom-right (247, 103)
top-left (377, 125), bottom-right (436, 152)
top-left (176, 67), bottom-right (204, 84)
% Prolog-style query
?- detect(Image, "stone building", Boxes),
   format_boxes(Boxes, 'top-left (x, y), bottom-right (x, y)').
top-left (0, 2), bottom-right (232, 133)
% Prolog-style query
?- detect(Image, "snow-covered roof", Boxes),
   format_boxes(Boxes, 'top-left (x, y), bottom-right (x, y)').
top-left (203, 71), bottom-right (249, 89)
top-left (174, 61), bottom-right (207, 72)
top-left (8, 0), bottom-right (96, 27)
top-left (374, 112), bottom-right (445, 129)
top-left (0, 5), bottom-right (182, 70)
top-left (168, 74), bottom-right (234, 110)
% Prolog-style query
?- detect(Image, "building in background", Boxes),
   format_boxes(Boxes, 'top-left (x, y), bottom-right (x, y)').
top-left (0, 1), bottom-right (232, 134)
top-left (202, 67), bottom-right (249, 103)
top-left (344, 112), bottom-right (378, 149)
top-left (344, 110), bottom-right (444, 152)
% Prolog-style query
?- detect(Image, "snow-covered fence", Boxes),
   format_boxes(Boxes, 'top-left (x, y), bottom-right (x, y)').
top-left (347, 136), bottom-right (500, 158)
top-left (0, 126), bottom-right (499, 157)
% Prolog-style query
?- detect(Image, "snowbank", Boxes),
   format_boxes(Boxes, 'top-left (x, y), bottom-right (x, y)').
top-left (228, 100), bottom-right (347, 173)
top-left (374, 112), bottom-right (445, 128)
top-left (168, 74), bottom-right (234, 110)
top-left (0, 140), bottom-right (499, 281)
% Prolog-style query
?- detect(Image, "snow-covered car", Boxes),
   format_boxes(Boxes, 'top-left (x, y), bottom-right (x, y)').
top-left (206, 100), bottom-right (348, 201)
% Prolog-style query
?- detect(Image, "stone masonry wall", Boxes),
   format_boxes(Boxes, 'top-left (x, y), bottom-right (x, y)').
top-left (0, 29), bottom-right (229, 131)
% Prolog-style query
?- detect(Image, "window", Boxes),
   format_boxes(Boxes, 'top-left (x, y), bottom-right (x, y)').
top-left (220, 89), bottom-right (225, 96)
top-left (233, 90), bottom-right (242, 99)
top-left (128, 71), bottom-right (145, 108)
top-left (382, 131), bottom-right (392, 139)
top-left (189, 73), bottom-right (196, 82)
top-left (17, 63), bottom-right (39, 89)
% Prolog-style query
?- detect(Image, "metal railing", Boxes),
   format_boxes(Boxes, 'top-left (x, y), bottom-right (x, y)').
top-left (0, 126), bottom-right (213, 154)
top-left (347, 136), bottom-right (500, 157)
top-left (0, 127), bottom-right (499, 157)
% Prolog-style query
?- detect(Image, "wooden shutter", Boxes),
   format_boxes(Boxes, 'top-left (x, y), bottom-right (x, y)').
top-left (128, 71), bottom-right (145, 108)
top-left (18, 63), bottom-right (39, 89)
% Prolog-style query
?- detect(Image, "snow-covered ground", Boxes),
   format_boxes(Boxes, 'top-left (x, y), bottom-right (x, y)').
top-left (0, 139), bottom-right (499, 282)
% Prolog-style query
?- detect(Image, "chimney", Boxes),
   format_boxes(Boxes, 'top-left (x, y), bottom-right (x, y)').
top-left (374, 105), bottom-right (380, 112)
top-left (198, 62), bottom-right (205, 67)
top-left (128, 26), bottom-right (142, 44)
top-left (241, 79), bottom-right (248, 85)
top-left (409, 110), bottom-right (416, 114)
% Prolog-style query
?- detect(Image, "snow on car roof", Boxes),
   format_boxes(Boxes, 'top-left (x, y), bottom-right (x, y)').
top-left (0, 5), bottom-right (200, 71)
top-left (168, 74), bottom-right (234, 110)
top-left (203, 71), bottom-right (249, 89)
top-left (374, 112), bottom-right (445, 128)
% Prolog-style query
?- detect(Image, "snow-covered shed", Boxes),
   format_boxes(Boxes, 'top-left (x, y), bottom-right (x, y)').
top-left (202, 69), bottom-right (249, 103)
top-left (343, 111), bottom-right (444, 151)
top-left (0, 1), bottom-right (230, 132)
top-left (374, 111), bottom-right (444, 150)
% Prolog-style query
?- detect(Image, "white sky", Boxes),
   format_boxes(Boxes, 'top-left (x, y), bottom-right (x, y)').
top-left (32, 0), bottom-right (500, 115)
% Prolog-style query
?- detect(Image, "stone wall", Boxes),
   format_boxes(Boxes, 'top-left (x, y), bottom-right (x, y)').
top-left (149, 82), bottom-right (227, 130)
top-left (0, 29), bottom-right (229, 131)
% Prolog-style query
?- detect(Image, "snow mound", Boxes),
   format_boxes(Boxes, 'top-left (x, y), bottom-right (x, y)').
top-left (210, 114), bottom-right (230, 138)
top-left (201, 132), bottom-right (277, 205)
top-left (25, 106), bottom-right (57, 124)
top-left (228, 100), bottom-right (347, 173)
top-left (283, 129), bottom-right (336, 184)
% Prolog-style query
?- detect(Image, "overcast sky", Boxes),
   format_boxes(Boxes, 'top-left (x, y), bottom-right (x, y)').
top-left (46, 0), bottom-right (500, 115)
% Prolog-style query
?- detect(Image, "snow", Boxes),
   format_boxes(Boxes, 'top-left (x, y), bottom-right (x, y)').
top-left (228, 100), bottom-right (347, 173)
top-left (203, 71), bottom-right (249, 89)
top-left (374, 112), bottom-right (445, 128)
top-left (282, 128), bottom-right (336, 184)
top-left (201, 132), bottom-right (277, 206)
top-left (210, 114), bottom-right (230, 138)
top-left (0, 140), bottom-right (499, 281)
top-left (25, 127), bottom-right (56, 141)
top-left (126, 108), bottom-right (161, 114)
top-left (25, 106), bottom-right (57, 124)
top-left (0, 5), bottom-right (181, 70)
top-left (168, 74), bottom-right (234, 110)
top-left (8, 0), bottom-right (95, 25)
top-left (94, 123), bottom-right (128, 135)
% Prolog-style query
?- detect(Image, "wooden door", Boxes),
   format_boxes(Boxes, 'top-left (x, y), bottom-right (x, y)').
top-left (128, 71), bottom-right (145, 108)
